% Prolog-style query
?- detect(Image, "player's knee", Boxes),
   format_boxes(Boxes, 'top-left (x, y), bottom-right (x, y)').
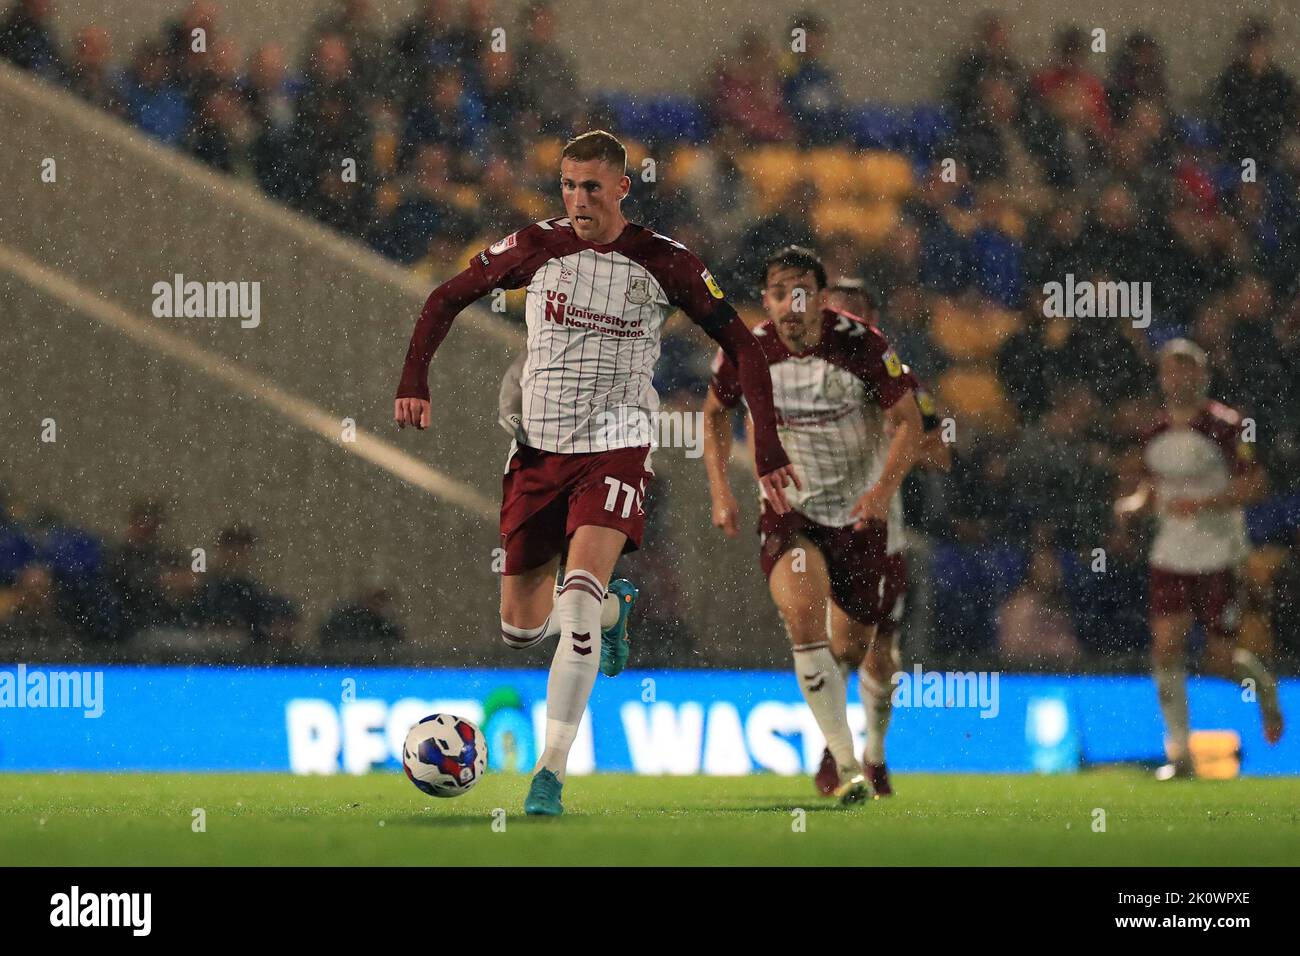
top-left (499, 615), bottom-right (549, 650)
top-left (781, 609), bottom-right (825, 647)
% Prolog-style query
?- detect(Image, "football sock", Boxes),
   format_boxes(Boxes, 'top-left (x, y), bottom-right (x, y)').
top-left (860, 668), bottom-right (893, 766)
top-left (1153, 659), bottom-right (1190, 762)
top-left (501, 587), bottom-right (618, 649)
top-left (794, 641), bottom-right (860, 778)
top-left (1231, 647), bottom-right (1279, 711)
top-left (537, 568), bottom-right (605, 780)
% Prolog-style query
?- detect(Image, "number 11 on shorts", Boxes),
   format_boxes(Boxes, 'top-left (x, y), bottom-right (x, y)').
top-left (603, 477), bottom-right (643, 518)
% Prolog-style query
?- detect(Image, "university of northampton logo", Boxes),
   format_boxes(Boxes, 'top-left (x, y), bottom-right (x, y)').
top-left (626, 274), bottom-right (651, 305)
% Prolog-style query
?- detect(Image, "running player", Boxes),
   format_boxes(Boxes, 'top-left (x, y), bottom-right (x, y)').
top-left (701, 247), bottom-right (923, 804)
top-left (808, 280), bottom-right (952, 797)
top-left (1114, 338), bottom-right (1284, 780)
top-left (395, 131), bottom-right (798, 816)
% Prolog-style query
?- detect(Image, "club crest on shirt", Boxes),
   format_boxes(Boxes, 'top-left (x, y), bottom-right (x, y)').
top-left (489, 232), bottom-right (518, 255)
top-left (626, 274), bottom-right (651, 305)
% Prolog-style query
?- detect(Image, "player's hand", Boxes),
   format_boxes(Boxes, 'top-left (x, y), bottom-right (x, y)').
top-left (850, 485), bottom-right (891, 529)
top-left (394, 397), bottom-right (431, 430)
top-left (711, 488), bottom-right (741, 538)
top-left (758, 464), bottom-right (802, 515)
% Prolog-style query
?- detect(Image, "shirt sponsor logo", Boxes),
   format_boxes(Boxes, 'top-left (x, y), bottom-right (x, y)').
top-left (489, 232), bottom-right (518, 255)
top-left (702, 269), bottom-right (724, 299)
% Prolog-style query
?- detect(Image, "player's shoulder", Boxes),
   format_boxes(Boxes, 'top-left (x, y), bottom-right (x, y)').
top-left (821, 307), bottom-right (893, 358)
top-left (1201, 400), bottom-right (1243, 429)
top-left (619, 224), bottom-right (722, 291)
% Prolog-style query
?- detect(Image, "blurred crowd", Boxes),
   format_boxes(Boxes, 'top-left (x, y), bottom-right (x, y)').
top-left (4, 0), bottom-right (1300, 665)
top-left (0, 493), bottom-right (405, 657)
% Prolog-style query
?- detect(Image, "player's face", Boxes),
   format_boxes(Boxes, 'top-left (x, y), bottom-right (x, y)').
top-left (560, 157), bottom-right (630, 243)
top-left (763, 266), bottom-right (825, 336)
top-left (1158, 354), bottom-right (1207, 405)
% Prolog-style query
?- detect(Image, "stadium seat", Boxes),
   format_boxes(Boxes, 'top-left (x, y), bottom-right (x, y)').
top-left (737, 146), bottom-right (805, 211)
top-left (530, 138), bottom-right (566, 177)
top-left (930, 298), bottom-right (1022, 361)
top-left (811, 201), bottom-right (899, 247)
top-left (858, 151), bottom-right (914, 200)
top-left (935, 365), bottom-right (1017, 433)
top-left (807, 147), bottom-right (860, 200)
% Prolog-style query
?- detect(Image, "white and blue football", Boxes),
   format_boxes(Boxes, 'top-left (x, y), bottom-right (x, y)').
top-left (402, 714), bottom-right (487, 798)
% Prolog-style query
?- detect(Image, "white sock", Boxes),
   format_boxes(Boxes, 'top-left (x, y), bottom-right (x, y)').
top-left (1231, 647), bottom-right (1280, 713)
top-left (501, 587), bottom-right (617, 649)
top-left (500, 615), bottom-right (558, 649)
top-left (1153, 659), bottom-right (1190, 762)
top-left (860, 668), bottom-right (893, 766)
top-left (537, 568), bottom-right (605, 780)
top-left (794, 642), bottom-right (860, 779)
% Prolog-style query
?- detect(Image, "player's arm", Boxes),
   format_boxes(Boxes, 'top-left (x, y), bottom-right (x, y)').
top-left (395, 228), bottom-right (536, 429)
top-left (1114, 479), bottom-right (1154, 519)
top-left (702, 355), bottom-right (742, 537)
top-left (850, 390), bottom-right (923, 529)
top-left (660, 250), bottom-right (799, 511)
top-left (910, 376), bottom-right (951, 472)
top-left (394, 266), bottom-right (498, 429)
top-left (1169, 462), bottom-right (1268, 516)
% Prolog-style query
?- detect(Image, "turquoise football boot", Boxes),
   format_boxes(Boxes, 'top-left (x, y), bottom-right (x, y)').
top-left (600, 578), bottom-right (639, 677)
top-left (523, 768), bottom-right (564, 816)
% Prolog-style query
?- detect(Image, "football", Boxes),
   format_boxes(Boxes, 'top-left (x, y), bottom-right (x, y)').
top-left (402, 714), bottom-right (488, 798)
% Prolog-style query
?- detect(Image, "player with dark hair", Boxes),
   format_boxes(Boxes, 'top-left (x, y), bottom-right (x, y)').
top-left (701, 246), bottom-right (923, 803)
top-left (395, 130), bottom-right (798, 816)
top-left (1115, 338), bottom-right (1284, 780)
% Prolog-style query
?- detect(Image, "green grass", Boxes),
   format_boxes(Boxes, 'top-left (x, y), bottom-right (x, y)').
top-left (1, 771), bottom-right (1297, 865)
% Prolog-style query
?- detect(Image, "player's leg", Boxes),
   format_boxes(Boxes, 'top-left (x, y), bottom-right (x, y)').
top-left (823, 601), bottom-right (881, 795)
top-left (499, 556), bottom-right (562, 648)
top-left (769, 538), bottom-right (868, 803)
top-left (534, 524), bottom-right (627, 776)
top-left (500, 558), bottom-right (627, 651)
top-left (861, 617), bottom-right (899, 797)
top-left (1150, 569), bottom-right (1196, 778)
top-left (1197, 572), bottom-right (1284, 745)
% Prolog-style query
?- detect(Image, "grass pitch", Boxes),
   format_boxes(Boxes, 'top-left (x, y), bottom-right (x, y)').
top-left (1, 771), bottom-right (1297, 866)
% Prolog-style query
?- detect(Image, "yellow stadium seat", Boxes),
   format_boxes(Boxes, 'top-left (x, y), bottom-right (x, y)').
top-left (738, 146), bottom-right (805, 212)
top-left (666, 145), bottom-right (710, 186)
top-left (930, 298), bottom-right (1022, 361)
top-left (807, 148), bottom-right (860, 202)
top-left (859, 151), bottom-right (914, 201)
top-left (531, 138), bottom-right (566, 177)
top-left (936, 366), bottom-right (1016, 433)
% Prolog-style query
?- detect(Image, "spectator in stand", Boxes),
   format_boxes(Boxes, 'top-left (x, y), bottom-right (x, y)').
top-left (186, 81), bottom-right (251, 174)
top-left (0, 564), bottom-right (61, 644)
top-left (104, 500), bottom-right (195, 639)
top-left (476, 46), bottom-right (527, 155)
top-left (728, 179), bottom-right (816, 300)
top-left (66, 26), bottom-right (123, 116)
top-left (389, 0), bottom-right (459, 106)
top-left (320, 587), bottom-right (404, 645)
top-left (0, 0), bottom-right (62, 78)
top-left (781, 10), bottom-right (842, 146)
top-left (448, 0), bottom-right (496, 82)
top-left (901, 159), bottom-right (975, 296)
top-left (312, 0), bottom-right (385, 98)
top-left (123, 39), bottom-right (190, 145)
top-left (946, 11), bottom-right (1023, 128)
top-left (373, 141), bottom-right (477, 263)
top-left (160, 0), bottom-right (220, 109)
top-left (289, 34), bottom-right (373, 225)
top-left (188, 525), bottom-right (299, 645)
top-left (998, 289), bottom-right (1059, 422)
top-left (708, 29), bottom-right (793, 144)
top-left (1031, 24), bottom-right (1111, 140)
top-left (1107, 31), bottom-right (1169, 124)
top-left (1213, 18), bottom-right (1297, 167)
top-left (242, 43), bottom-right (296, 200)
top-left (996, 537), bottom-right (1084, 666)
top-left (513, 0), bottom-right (576, 135)
top-left (399, 63), bottom-right (482, 168)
